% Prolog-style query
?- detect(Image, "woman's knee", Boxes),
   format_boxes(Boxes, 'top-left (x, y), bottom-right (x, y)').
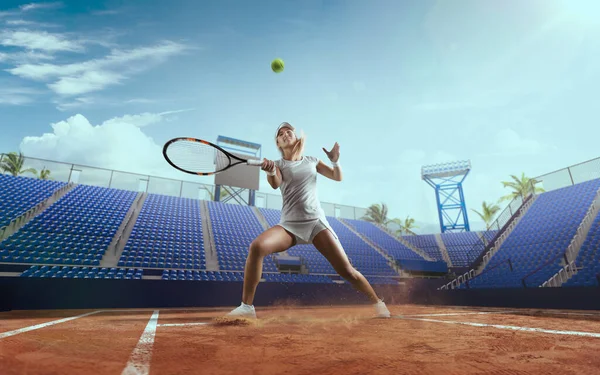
top-left (249, 239), bottom-right (269, 258)
top-left (339, 266), bottom-right (360, 282)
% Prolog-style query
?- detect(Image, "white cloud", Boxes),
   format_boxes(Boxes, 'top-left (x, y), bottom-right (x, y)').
top-left (125, 98), bottom-right (156, 104)
top-left (8, 41), bottom-right (189, 96)
top-left (0, 49), bottom-right (55, 64)
top-left (19, 2), bottom-right (63, 12)
top-left (5, 19), bottom-right (59, 27)
top-left (48, 70), bottom-right (124, 95)
top-left (19, 111), bottom-right (199, 181)
top-left (0, 30), bottom-right (82, 52)
top-left (0, 85), bottom-right (39, 105)
top-left (0, 11), bottom-right (17, 18)
top-left (91, 9), bottom-right (122, 16)
top-left (54, 97), bottom-right (94, 111)
top-left (102, 109), bottom-right (195, 128)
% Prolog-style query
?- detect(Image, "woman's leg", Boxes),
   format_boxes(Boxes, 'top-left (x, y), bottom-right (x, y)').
top-left (312, 229), bottom-right (381, 303)
top-left (241, 225), bottom-right (295, 305)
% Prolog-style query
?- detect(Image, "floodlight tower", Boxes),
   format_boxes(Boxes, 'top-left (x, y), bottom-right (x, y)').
top-left (421, 160), bottom-right (472, 233)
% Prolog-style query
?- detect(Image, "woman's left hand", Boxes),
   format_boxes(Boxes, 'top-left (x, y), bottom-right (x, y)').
top-left (322, 142), bottom-right (340, 163)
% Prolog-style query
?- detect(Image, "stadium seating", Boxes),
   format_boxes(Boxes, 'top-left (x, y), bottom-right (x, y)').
top-left (343, 219), bottom-right (425, 261)
top-left (5, 172), bottom-right (600, 290)
top-left (563, 211), bottom-right (600, 287)
top-left (402, 234), bottom-right (442, 261)
top-left (0, 174), bottom-right (66, 228)
top-left (0, 185), bottom-right (136, 266)
top-left (120, 194), bottom-right (206, 269)
top-left (160, 269), bottom-right (333, 283)
top-left (397, 259), bottom-right (448, 273)
top-left (327, 217), bottom-right (397, 276)
top-left (21, 265), bottom-right (143, 279)
top-left (482, 230), bottom-right (498, 245)
top-left (259, 207), bottom-right (281, 228)
top-left (468, 178), bottom-right (600, 289)
top-left (365, 276), bottom-right (399, 284)
top-left (210, 202), bottom-right (278, 272)
top-left (441, 231), bottom-right (486, 267)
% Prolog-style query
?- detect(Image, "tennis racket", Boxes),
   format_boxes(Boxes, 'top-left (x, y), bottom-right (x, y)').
top-left (163, 137), bottom-right (263, 176)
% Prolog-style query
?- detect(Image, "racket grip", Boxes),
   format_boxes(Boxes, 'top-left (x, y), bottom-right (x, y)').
top-left (247, 159), bottom-right (263, 166)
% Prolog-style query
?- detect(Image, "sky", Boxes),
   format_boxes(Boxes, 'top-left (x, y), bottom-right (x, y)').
top-left (1, 0), bottom-right (599, 234)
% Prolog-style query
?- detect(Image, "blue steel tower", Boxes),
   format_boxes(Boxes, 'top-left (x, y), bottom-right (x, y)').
top-left (421, 160), bottom-right (472, 233)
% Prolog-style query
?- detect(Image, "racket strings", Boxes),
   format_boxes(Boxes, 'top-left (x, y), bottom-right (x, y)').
top-left (165, 141), bottom-right (228, 173)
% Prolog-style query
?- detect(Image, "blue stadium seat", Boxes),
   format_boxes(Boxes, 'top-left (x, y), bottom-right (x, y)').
top-left (121, 194), bottom-right (206, 270)
top-left (0, 184), bottom-right (136, 267)
top-left (343, 218), bottom-right (425, 263)
top-left (0, 174), bottom-right (67, 228)
top-left (402, 234), bottom-right (443, 261)
top-left (21, 265), bottom-right (143, 279)
top-left (441, 231), bottom-right (487, 267)
top-left (469, 178), bottom-right (600, 289)
top-left (563, 210), bottom-right (600, 287)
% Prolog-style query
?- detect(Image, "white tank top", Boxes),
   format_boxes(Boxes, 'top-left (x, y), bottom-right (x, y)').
top-left (275, 156), bottom-right (324, 222)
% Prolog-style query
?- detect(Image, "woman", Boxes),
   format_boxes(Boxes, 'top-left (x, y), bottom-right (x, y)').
top-left (227, 122), bottom-right (390, 319)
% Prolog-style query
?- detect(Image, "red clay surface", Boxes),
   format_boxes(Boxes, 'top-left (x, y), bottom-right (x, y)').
top-left (2, 304), bottom-right (600, 374)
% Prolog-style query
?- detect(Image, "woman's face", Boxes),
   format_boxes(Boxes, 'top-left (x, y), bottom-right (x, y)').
top-left (276, 127), bottom-right (297, 148)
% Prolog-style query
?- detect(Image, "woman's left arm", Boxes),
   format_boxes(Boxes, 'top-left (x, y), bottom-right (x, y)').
top-left (316, 142), bottom-right (342, 182)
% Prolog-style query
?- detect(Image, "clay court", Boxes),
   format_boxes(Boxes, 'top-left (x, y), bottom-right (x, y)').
top-left (2, 304), bottom-right (600, 375)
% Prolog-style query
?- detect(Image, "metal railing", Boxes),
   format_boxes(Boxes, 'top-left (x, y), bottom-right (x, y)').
top-left (441, 155), bottom-right (600, 290)
top-left (538, 187), bottom-right (600, 287)
top-left (461, 258), bottom-right (513, 289)
top-left (465, 189), bottom-right (534, 268)
top-left (480, 195), bottom-right (537, 271)
top-left (542, 261), bottom-right (578, 288)
top-left (534, 156), bottom-right (600, 192)
top-left (0, 153), bottom-right (368, 220)
top-left (440, 188), bottom-right (537, 290)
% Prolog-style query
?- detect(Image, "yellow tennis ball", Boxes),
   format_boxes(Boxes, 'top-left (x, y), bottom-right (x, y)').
top-left (271, 58), bottom-right (284, 73)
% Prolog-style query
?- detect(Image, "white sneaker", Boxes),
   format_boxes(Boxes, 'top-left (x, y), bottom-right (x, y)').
top-left (374, 299), bottom-right (391, 318)
top-left (226, 302), bottom-right (257, 319)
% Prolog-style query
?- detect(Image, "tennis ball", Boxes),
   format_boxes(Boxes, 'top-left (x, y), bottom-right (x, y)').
top-left (271, 58), bottom-right (284, 73)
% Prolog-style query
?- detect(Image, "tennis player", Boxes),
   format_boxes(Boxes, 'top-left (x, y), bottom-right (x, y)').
top-left (227, 122), bottom-right (391, 319)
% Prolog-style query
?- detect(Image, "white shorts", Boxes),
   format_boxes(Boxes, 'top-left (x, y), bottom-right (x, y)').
top-left (278, 218), bottom-right (339, 245)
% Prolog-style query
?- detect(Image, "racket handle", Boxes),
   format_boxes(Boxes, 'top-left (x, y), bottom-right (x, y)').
top-left (247, 159), bottom-right (263, 166)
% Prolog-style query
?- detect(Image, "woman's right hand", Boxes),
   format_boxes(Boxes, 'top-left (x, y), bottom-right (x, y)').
top-left (261, 158), bottom-right (276, 175)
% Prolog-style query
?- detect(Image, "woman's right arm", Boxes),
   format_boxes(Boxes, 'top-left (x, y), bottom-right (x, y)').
top-left (262, 159), bottom-right (282, 189)
top-left (267, 168), bottom-right (282, 189)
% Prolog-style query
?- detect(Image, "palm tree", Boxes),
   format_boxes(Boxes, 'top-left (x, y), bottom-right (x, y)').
top-left (362, 203), bottom-right (390, 225)
top-left (471, 201), bottom-right (501, 229)
top-left (0, 152), bottom-right (37, 177)
top-left (392, 216), bottom-right (419, 236)
top-left (37, 167), bottom-right (53, 180)
top-left (499, 172), bottom-right (544, 202)
top-left (202, 186), bottom-right (230, 201)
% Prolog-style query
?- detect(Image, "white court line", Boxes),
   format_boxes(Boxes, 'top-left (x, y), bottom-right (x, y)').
top-left (394, 316), bottom-right (600, 338)
top-left (121, 310), bottom-right (159, 375)
top-left (157, 322), bottom-right (210, 327)
top-left (403, 311), bottom-right (515, 317)
top-left (0, 310), bottom-right (102, 340)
